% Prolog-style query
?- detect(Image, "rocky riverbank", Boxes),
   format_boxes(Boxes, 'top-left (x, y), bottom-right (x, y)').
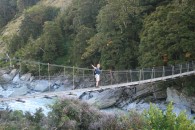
top-left (0, 68), bottom-right (195, 121)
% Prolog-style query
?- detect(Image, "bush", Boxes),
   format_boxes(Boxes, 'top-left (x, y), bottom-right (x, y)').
top-left (0, 99), bottom-right (194, 130)
top-left (144, 102), bottom-right (195, 130)
top-left (47, 98), bottom-right (102, 129)
top-left (0, 109), bottom-right (46, 130)
top-left (48, 98), bottom-right (149, 130)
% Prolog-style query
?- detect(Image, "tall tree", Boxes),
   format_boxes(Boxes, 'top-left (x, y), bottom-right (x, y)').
top-left (19, 5), bottom-right (59, 42)
top-left (139, 0), bottom-right (195, 67)
top-left (0, 0), bottom-right (17, 29)
top-left (56, 0), bottom-right (106, 66)
top-left (82, 0), bottom-right (142, 69)
top-left (18, 21), bottom-right (65, 63)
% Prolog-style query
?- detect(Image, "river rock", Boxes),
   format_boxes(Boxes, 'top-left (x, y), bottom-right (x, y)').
top-left (188, 97), bottom-right (195, 112)
top-left (163, 87), bottom-right (195, 113)
top-left (20, 73), bottom-right (32, 81)
top-left (154, 89), bottom-right (167, 99)
top-left (10, 85), bottom-right (29, 97)
top-left (166, 87), bottom-right (190, 108)
top-left (80, 91), bottom-right (99, 100)
top-left (86, 88), bottom-right (123, 109)
top-left (13, 74), bottom-right (20, 83)
top-left (0, 69), bottom-right (9, 75)
top-left (54, 80), bottom-right (62, 86)
top-left (1, 74), bottom-right (12, 82)
top-left (31, 80), bottom-right (51, 92)
top-left (9, 69), bottom-right (18, 78)
top-left (30, 76), bottom-right (35, 82)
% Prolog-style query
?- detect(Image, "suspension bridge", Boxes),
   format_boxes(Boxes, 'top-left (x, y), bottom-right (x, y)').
top-left (0, 58), bottom-right (195, 102)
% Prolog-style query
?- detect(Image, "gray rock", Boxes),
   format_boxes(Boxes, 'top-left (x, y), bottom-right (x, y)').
top-left (154, 89), bottom-right (167, 99)
top-left (9, 69), bottom-right (18, 78)
top-left (1, 74), bottom-right (12, 82)
top-left (86, 89), bottom-right (123, 109)
top-left (30, 76), bottom-right (35, 82)
top-left (187, 97), bottom-right (195, 112)
top-left (32, 80), bottom-right (51, 92)
top-left (0, 69), bottom-right (9, 75)
top-left (53, 85), bottom-right (59, 90)
top-left (10, 85), bottom-right (29, 97)
top-left (0, 69), bottom-right (17, 83)
top-left (20, 73), bottom-right (32, 81)
top-left (55, 80), bottom-right (62, 86)
top-left (13, 74), bottom-right (20, 83)
top-left (166, 87), bottom-right (190, 108)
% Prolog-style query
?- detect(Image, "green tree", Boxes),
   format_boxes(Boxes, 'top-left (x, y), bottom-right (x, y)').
top-left (17, 0), bottom-right (40, 13)
top-left (0, 0), bottom-right (17, 29)
top-left (83, 0), bottom-right (142, 69)
top-left (139, 0), bottom-right (195, 67)
top-left (56, 0), bottom-right (106, 66)
top-left (19, 5), bottom-right (59, 42)
top-left (18, 21), bottom-right (65, 64)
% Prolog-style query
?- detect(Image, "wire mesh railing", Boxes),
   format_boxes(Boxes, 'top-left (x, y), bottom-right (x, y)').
top-left (0, 57), bottom-right (195, 98)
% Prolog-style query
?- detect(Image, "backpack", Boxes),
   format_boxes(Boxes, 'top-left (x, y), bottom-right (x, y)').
top-left (93, 69), bottom-right (97, 75)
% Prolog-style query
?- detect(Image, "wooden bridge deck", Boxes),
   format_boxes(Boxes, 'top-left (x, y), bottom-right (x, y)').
top-left (0, 70), bottom-right (194, 102)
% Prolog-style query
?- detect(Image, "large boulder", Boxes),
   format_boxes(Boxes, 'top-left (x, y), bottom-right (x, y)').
top-left (1, 74), bottom-right (12, 82)
top-left (31, 80), bottom-right (52, 92)
top-left (1, 69), bottom-right (18, 82)
top-left (10, 84), bottom-right (29, 97)
top-left (166, 87), bottom-right (190, 108)
top-left (13, 74), bottom-right (20, 83)
top-left (9, 69), bottom-right (18, 78)
top-left (86, 88), bottom-right (123, 109)
top-left (20, 73), bottom-right (32, 81)
top-left (131, 84), bottom-right (167, 100)
top-left (166, 87), bottom-right (195, 112)
top-left (0, 69), bottom-right (9, 75)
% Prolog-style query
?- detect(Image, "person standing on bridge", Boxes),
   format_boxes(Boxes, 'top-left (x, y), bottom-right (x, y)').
top-left (91, 64), bottom-right (101, 87)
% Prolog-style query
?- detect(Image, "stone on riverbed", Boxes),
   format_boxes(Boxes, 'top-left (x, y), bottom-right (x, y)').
top-left (31, 80), bottom-right (51, 92)
top-left (13, 74), bottom-right (20, 83)
top-left (10, 85), bottom-right (29, 97)
top-left (86, 89), bottom-right (123, 109)
top-left (20, 73), bottom-right (32, 81)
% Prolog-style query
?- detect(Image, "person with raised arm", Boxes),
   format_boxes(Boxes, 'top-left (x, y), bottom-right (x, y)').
top-left (91, 64), bottom-right (101, 87)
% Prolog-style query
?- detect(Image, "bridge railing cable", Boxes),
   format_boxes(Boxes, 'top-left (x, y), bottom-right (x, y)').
top-left (0, 57), bottom-right (195, 100)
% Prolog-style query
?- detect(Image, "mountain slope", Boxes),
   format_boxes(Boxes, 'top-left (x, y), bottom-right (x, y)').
top-left (0, 0), bottom-right (72, 55)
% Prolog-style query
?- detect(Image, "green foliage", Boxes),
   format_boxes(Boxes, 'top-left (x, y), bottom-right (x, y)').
top-left (19, 5), bottom-right (59, 42)
top-left (9, 110), bottom-right (24, 121)
top-left (56, 0), bottom-right (106, 66)
top-left (18, 21), bottom-right (65, 64)
top-left (139, 0), bottom-right (195, 67)
top-left (145, 102), bottom-right (195, 130)
top-left (48, 98), bottom-right (101, 129)
top-left (0, 109), bottom-right (46, 130)
top-left (48, 98), bottom-right (149, 130)
top-left (25, 108), bottom-right (45, 129)
top-left (6, 34), bottom-right (25, 56)
top-left (0, 99), bottom-right (195, 130)
top-left (83, 0), bottom-right (142, 69)
top-left (1, 0), bottom-right (194, 73)
top-left (17, 0), bottom-right (40, 13)
top-left (0, 0), bottom-right (17, 29)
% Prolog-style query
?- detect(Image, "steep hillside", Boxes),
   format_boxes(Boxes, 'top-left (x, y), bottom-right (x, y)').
top-left (0, 0), bottom-right (72, 55)
top-left (2, 15), bottom-right (24, 38)
top-left (39, 0), bottom-right (72, 8)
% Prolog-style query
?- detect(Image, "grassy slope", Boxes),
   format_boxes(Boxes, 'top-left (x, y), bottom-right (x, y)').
top-left (0, 0), bottom-right (72, 55)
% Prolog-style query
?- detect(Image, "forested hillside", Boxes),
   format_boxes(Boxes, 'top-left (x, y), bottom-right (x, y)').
top-left (0, 0), bottom-right (194, 69)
